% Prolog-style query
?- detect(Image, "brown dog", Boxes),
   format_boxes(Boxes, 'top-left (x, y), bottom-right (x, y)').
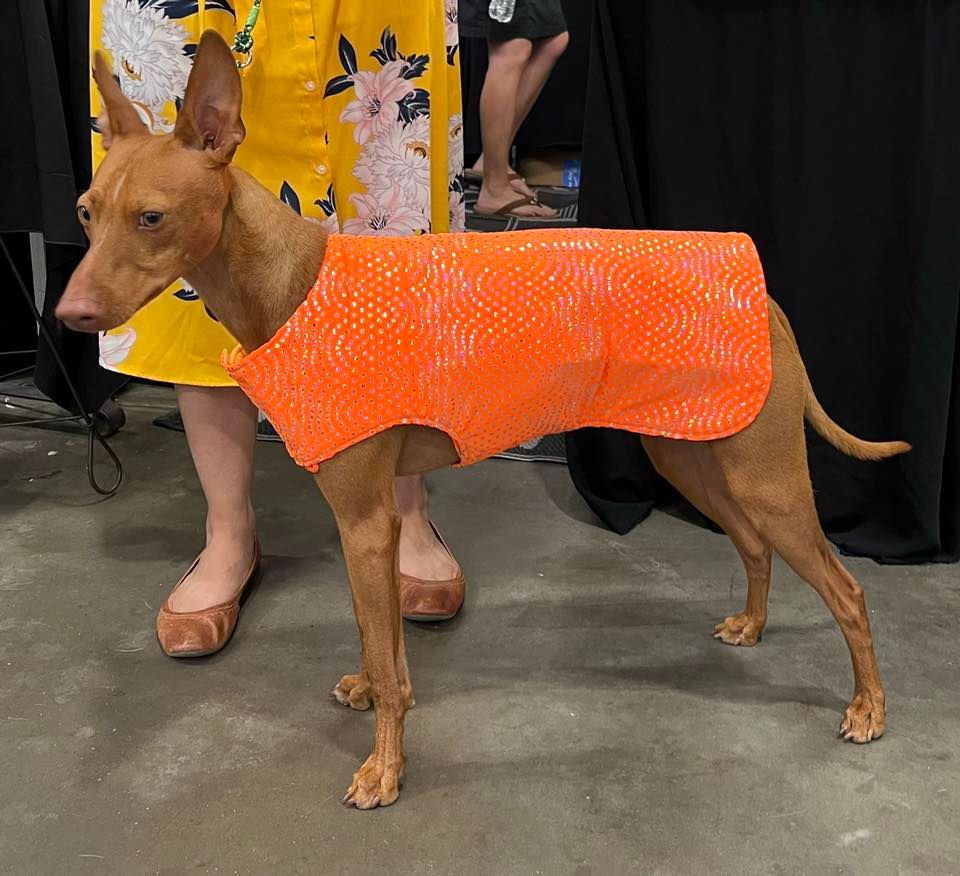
top-left (59, 32), bottom-right (908, 809)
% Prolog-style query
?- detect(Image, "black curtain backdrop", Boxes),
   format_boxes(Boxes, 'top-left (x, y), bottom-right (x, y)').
top-left (0, 0), bottom-right (124, 413)
top-left (567, 0), bottom-right (960, 564)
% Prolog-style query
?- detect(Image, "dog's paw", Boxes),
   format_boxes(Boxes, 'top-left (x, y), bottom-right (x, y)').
top-left (342, 754), bottom-right (403, 810)
top-left (331, 673), bottom-right (372, 711)
top-left (840, 693), bottom-right (885, 743)
top-left (713, 612), bottom-right (764, 647)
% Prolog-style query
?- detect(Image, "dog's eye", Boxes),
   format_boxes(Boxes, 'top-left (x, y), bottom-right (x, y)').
top-left (77, 205), bottom-right (91, 223)
top-left (140, 211), bottom-right (164, 228)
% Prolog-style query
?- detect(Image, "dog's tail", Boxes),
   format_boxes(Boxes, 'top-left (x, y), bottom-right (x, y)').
top-left (770, 301), bottom-right (912, 462)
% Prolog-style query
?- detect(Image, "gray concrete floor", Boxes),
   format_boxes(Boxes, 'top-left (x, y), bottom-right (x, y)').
top-left (2, 386), bottom-right (959, 875)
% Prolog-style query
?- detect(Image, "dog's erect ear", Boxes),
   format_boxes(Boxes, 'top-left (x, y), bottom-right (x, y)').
top-left (175, 30), bottom-right (245, 163)
top-left (92, 52), bottom-right (149, 149)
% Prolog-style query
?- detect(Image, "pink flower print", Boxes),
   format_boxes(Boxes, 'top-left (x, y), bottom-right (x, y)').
top-left (340, 60), bottom-right (415, 145)
top-left (343, 186), bottom-right (429, 237)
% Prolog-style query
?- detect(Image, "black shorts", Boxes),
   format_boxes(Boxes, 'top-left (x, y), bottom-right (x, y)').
top-left (458, 0), bottom-right (568, 42)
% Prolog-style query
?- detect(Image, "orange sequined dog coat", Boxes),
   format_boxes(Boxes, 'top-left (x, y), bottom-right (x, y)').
top-left (224, 229), bottom-right (772, 471)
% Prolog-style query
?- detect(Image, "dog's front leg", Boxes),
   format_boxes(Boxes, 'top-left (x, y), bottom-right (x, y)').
top-left (336, 508), bottom-right (407, 809)
top-left (314, 433), bottom-right (411, 809)
top-left (332, 642), bottom-right (413, 711)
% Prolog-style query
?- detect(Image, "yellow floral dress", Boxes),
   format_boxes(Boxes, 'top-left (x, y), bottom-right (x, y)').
top-left (91, 0), bottom-right (464, 385)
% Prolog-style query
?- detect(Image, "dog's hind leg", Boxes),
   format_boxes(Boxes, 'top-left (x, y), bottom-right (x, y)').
top-left (314, 429), bottom-right (413, 808)
top-left (644, 437), bottom-right (772, 647)
top-left (758, 500), bottom-right (886, 742)
top-left (715, 429), bottom-right (885, 742)
top-left (707, 308), bottom-right (885, 741)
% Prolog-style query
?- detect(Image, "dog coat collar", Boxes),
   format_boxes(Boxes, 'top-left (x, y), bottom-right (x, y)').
top-left (224, 229), bottom-right (772, 472)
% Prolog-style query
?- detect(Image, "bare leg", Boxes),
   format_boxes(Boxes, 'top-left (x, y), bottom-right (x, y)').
top-left (396, 475), bottom-right (459, 580)
top-left (475, 38), bottom-right (554, 217)
top-left (512, 32), bottom-right (570, 139)
top-left (168, 385), bottom-right (257, 612)
top-left (172, 389), bottom-right (457, 617)
top-left (473, 32), bottom-right (570, 202)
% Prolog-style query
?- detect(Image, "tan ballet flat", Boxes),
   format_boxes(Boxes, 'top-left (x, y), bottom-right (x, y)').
top-left (399, 524), bottom-right (465, 622)
top-left (156, 542), bottom-right (261, 657)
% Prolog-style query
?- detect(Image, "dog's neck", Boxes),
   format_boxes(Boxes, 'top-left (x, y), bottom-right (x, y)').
top-left (183, 167), bottom-right (328, 353)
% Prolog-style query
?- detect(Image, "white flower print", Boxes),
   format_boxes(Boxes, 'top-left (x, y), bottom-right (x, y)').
top-left (447, 113), bottom-right (465, 183)
top-left (306, 214), bottom-right (341, 235)
top-left (343, 186), bottom-right (430, 237)
top-left (354, 116), bottom-right (432, 214)
top-left (340, 60), bottom-right (415, 145)
top-left (449, 188), bottom-right (466, 233)
top-left (99, 327), bottom-right (137, 368)
top-left (444, 0), bottom-right (460, 49)
top-left (100, 0), bottom-right (192, 133)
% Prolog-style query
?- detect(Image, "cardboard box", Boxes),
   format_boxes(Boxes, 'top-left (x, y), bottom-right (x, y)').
top-left (518, 149), bottom-right (582, 188)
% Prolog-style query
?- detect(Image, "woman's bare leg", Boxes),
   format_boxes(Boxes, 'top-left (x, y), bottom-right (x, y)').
top-left (168, 384), bottom-right (258, 612)
top-left (396, 475), bottom-right (459, 580)
top-left (475, 38), bottom-right (555, 217)
top-left (169, 388), bottom-right (458, 613)
top-left (472, 31), bottom-right (570, 205)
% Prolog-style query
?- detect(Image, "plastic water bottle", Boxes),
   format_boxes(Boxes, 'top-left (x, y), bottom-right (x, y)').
top-left (488, 0), bottom-right (516, 24)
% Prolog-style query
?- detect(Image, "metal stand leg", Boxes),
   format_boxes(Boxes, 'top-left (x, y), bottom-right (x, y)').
top-left (0, 237), bottom-right (123, 496)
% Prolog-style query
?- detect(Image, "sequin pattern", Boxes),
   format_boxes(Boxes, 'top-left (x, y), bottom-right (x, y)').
top-left (224, 229), bottom-right (773, 472)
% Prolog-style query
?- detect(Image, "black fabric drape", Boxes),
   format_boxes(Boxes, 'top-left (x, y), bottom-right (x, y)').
top-left (568, 0), bottom-right (960, 563)
top-left (0, 0), bottom-right (124, 413)
top-left (0, 237), bottom-right (38, 372)
top-left (460, 0), bottom-right (591, 156)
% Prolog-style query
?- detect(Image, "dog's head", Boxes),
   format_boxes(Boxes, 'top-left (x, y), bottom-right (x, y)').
top-left (57, 31), bottom-right (245, 333)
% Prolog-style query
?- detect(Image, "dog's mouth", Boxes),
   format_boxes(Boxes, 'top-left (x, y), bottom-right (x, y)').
top-left (58, 311), bottom-right (114, 334)
top-left (61, 313), bottom-right (134, 334)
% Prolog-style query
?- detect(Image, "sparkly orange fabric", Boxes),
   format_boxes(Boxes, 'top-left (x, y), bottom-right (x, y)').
top-left (224, 229), bottom-right (772, 471)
